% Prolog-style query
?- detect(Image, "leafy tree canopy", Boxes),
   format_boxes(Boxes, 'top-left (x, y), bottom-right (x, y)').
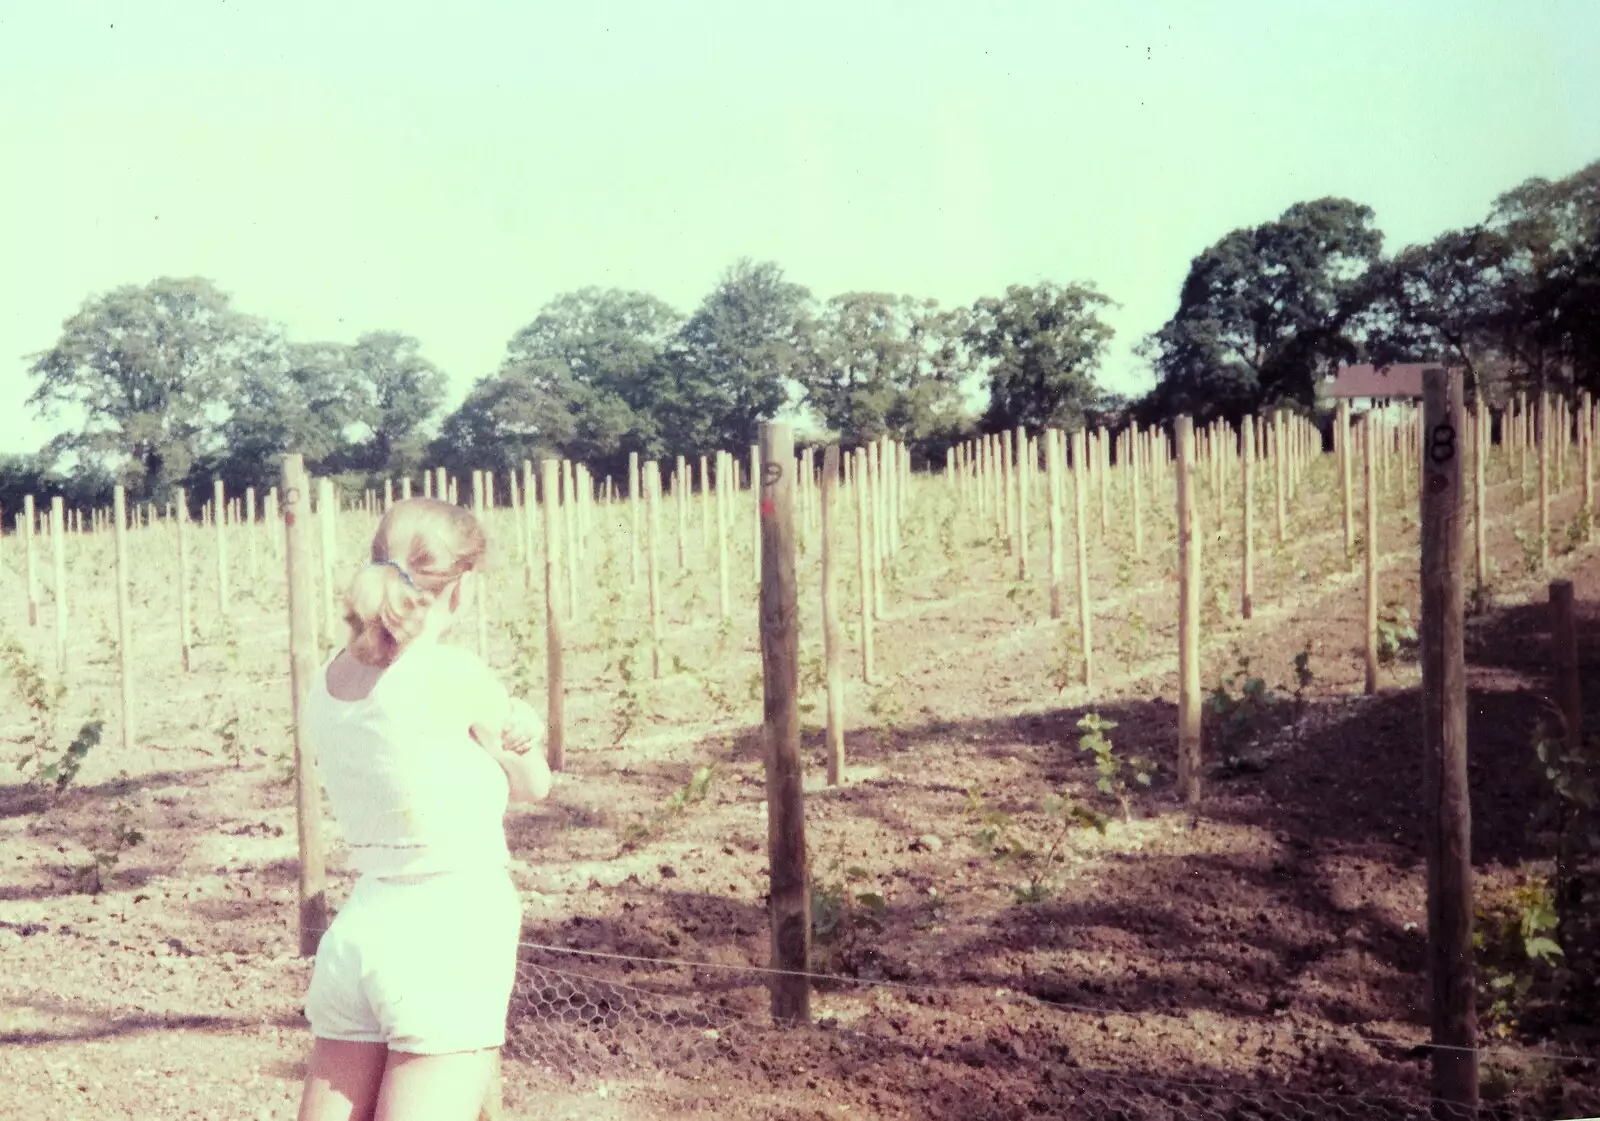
top-left (1139, 198), bottom-right (1383, 424)
top-left (26, 277), bottom-right (278, 500)
top-left (967, 282), bottom-right (1115, 434)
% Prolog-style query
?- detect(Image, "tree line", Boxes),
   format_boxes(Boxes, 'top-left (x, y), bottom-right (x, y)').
top-left (4, 159), bottom-right (1595, 516)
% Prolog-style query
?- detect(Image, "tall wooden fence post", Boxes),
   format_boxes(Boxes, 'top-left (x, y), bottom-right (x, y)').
top-left (1242, 415), bottom-right (1255, 619)
top-left (540, 460), bottom-right (566, 772)
top-left (1175, 417), bottom-right (1202, 805)
top-left (50, 497), bottom-right (68, 673)
top-left (1046, 428), bottom-right (1064, 620)
top-left (176, 489), bottom-right (193, 673)
top-left (821, 446), bottom-right (845, 785)
top-left (759, 422), bottom-right (809, 1025)
top-left (645, 461), bottom-right (664, 679)
top-left (855, 448), bottom-right (875, 684)
top-left (1070, 430), bottom-right (1093, 686)
top-left (23, 494), bottom-right (39, 626)
top-left (1420, 368), bottom-right (1476, 1119)
top-left (112, 487), bottom-right (135, 753)
top-left (281, 456), bottom-right (328, 957)
top-left (1365, 419), bottom-right (1380, 695)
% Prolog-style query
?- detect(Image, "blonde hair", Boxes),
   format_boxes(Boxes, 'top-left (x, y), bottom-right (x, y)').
top-left (343, 497), bottom-right (488, 667)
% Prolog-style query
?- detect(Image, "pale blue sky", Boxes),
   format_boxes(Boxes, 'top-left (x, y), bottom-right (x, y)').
top-left (2, 0), bottom-right (1596, 455)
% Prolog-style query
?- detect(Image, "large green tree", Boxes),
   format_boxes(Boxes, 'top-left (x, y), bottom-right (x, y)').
top-left (26, 277), bottom-right (278, 500)
top-left (210, 340), bottom-right (363, 495)
top-left (345, 331), bottom-right (448, 471)
top-left (800, 293), bottom-right (969, 450)
top-left (495, 288), bottom-right (681, 473)
top-left (430, 360), bottom-right (632, 479)
top-left (1486, 161), bottom-right (1600, 395)
top-left (666, 259), bottom-right (814, 453)
top-left (1139, 198), bottom-right (1384, 423)
top-left (966, 282), bottom-right (1114, 433)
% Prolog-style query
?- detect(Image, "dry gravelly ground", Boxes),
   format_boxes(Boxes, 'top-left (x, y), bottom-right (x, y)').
top-left (3, 464), bottom-right (1599, 1120)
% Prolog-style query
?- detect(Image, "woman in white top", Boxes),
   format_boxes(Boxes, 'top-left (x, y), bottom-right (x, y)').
top-left (297, 497), bottom-right (551, 1121)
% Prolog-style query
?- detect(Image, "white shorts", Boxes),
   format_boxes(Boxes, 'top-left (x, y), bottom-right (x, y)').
top-left (304, 867), bottom-right (522, 1054)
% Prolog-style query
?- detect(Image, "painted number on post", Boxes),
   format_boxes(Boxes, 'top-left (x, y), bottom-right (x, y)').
top-left (1428, 423), bottom-right (1456, 466)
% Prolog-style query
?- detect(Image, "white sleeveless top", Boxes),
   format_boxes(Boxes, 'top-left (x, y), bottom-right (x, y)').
top-left (306, 640), bottom-right (512, 878)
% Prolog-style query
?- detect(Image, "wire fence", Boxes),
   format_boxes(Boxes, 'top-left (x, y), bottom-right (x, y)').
top-left (500, 940), bottom-right (1600, 1121)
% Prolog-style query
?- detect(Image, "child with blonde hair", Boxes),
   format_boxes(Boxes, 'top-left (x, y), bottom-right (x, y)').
top-left (297, 497), bottom-right (551, 1121)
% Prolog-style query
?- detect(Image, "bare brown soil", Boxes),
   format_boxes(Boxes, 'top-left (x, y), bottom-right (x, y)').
top-left (3, 456), bottom-right (1598, 1120)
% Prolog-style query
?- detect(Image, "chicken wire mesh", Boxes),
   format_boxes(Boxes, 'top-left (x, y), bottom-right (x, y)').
top-left (501, 943), bottom-right (1598, 1121)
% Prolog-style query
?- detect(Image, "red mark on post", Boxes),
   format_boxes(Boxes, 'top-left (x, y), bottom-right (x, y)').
top-left (760, 498), bottom-right (776, 518)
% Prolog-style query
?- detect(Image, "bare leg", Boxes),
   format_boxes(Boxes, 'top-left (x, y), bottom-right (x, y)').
top-left (298, 1039), bottom-right (388, 1121)
top-left (375, 1049), bottom-right (499, 1121)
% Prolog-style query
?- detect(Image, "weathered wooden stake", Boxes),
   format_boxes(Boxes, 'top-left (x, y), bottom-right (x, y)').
top-left (215, 478), bottom-right (230, 614)
top-left (821, 446), bottom-right (845, 785)
top-left (1046, 428), bottom-right (1064, 620)
top-left (1070, 430), bottom-right (1093, 686)
top-left (1175, 417), bottom-right (1201, 805)
top-left (1419, 367), bottom-right (1476, 1119)
top-left (50, 497), bottom-right (67, 673)
top-left (280, 456), bottom-right (327, 957)
top-left (1365, 420), bottom-right (1380, 695)
top-left (1242, 415), bottom-right (1255, 619)
top-left (540, 460), bottom-right (565, 772)
top-left (758, 422), bottom-right (810, 1025)
top-left (176, 488), bottom-right (193, 673)
top-left (645, 461), bottom-right (664, 679)
top-left (855, 448), bottom-right (875, 684)
top-left (1538, 392), bottom-right (1551, 570)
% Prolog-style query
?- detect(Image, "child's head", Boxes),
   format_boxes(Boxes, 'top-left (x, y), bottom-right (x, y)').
top-left (344, 497), bottom-right (488, 666)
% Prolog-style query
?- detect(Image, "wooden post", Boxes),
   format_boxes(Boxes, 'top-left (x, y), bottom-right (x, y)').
top-left (281, 456), bottom-right (328, 957)
top-left (1015, 426), bottom-right (1029, 579)
top-left (1096, 427), bottom-right (1110, 539)
top-left (246, 486), bottom-right (259, 581)
top-left (1419, 367), bottom-right (1476, 1118)
top-left (50, 498), bottom-right (67, 673)
top-left (758, 422), bottom-right (809, 1025)
top-left (319, 480), bottom-right (338, 655)
top-left (1581, 390), bottom-right (1594, 531)
top-left (1538, 392), bottom-right (1550, 571)
top-left (645, 461), bottom-right (664, 679)
top-left (1070, 430), bottom-right (1093, 687)
top-left (821, 446), bottom-right (844, 785)
top-left (628, 451), bottom-right (641, 587)
top-left (1046, 428), bottom-right (1064, 620)
top-left (1000, 431), bottom-right (1015, 555)
top-left (23, 495), bottom-right (38, 626)
top-left (750, 443), bottom-right (761, 583)
top-left (214, 478), bottom-right (230, 614)
top-left (717, 451), bottom-right (732, 619)
top-left (472, 475), bottom-right (489, 660)
top-left (560, 461), bottom-right (578, 620)
top-left (540, 460), bottom-right (565, 772)
top-left (1130, 423), bottom-right (1145, 559)
top-left (1273, 412), bottom-right (1287, 544)
top-left (700, 454), bottom-right (712, 563)
top-left (1175, 417), bottom-right (1202, 805)
top-left (1338, 401), bottom-right (1354, 560)
top-left (854, 448), bottom-right (875, 684)
top-left (1242, 415), bottom-right (1255, 619)
top-left (675, 455), bottom-right (688, 574)
top-left (176, 488), bottom-right (193, 672)
top-left (869, 440), bottom-right (885, 619)
top-left (1365, 420), bottom-right (1380, 694)
top-left (1474, 399), bottom-right (1488, 595)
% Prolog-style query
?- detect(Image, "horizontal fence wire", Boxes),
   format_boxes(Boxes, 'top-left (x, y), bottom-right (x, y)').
top-left (503, 940), bottom-right (1600, 1121)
